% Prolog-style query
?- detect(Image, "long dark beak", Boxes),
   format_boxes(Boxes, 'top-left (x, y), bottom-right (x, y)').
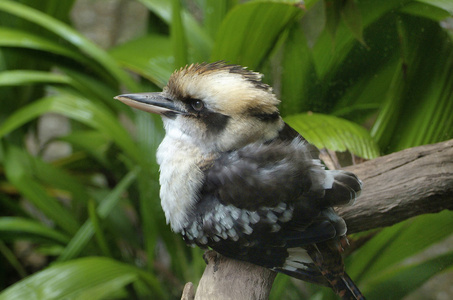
top-left (114, 93), bottom-right (180, 115)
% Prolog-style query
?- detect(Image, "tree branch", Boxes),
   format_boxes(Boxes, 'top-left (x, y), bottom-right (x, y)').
top-left (192, 251), bottom-right (277, 300)
top-left (339, 138), bottom-right (453, 234)
top-left (183, 139), bottom-right (453, 300)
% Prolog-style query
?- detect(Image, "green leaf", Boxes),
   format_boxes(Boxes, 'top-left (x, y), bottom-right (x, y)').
top-left (330, 58), bottom-right (398, 121)
top-left (0, 217), bottom-right (69, 244)
top-left (340, 0), bottom-right (366, 46)
top-left (4, 146), bottom-right (80, 234)
top-left (311, 0), bottom-right (411, 78)
top-left (88, 200), bottom-right (113, 258)
top-left (347, 210), bottom-right (453, 283)
top-left (110, 34), bottom-right (173, 87)
top-left (401, 2), bottom-right (451, 21)
top-left (369, 61), bottom-right (406, 148)
top-left (285, 112), bottom-right (380, 159)
top-left (0, 70), bottom-right (71, 86)
top-left (57, 67), bottom-right (125, 110)
top-left (324, 0), bottom-right (341, 42)
top-left (0, 29), bottom-right (118, 92)
top-left (0, 27), bottom-right (89, 64)
top-left (0, 257), bottom-right (147, 300)
top-left (171, 0), bottom-right (187, 68)
top-left (0, 69), bottom-right (121, 111)
top-left (58, 168), bottom-right (139, 261)
top-left (0, 240), bottom-right (27, 278)
top-left (280, 22), bottom-right (315, 116)
top-left (134, 110), bottom-right (164, 266)
top-left (202, 0), bottom-right (234, 39)
top-left (364, 251), bottom-right (453, 299)
top-left (58, 130), bottom-right (110, 166)
top-left (0, 93), bottom-right (141, 161)
top-left (138, 0), bottom-right (213, 61)
top-left (29, 153), bottom-right (91, 207)
top-left (370, 16), bottom-right (453, 153)
top-left (0, 0), bottom-right (139, 91)
top-left (211, 1), bottom-right (303, 68)
top-left (415, 0), bottom-right (453, 14)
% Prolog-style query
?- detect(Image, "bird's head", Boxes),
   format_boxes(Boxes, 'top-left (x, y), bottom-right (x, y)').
top-left (115, 62), bottom-right (284, 152)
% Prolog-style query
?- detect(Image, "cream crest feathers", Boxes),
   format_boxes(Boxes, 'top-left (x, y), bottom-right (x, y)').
top-left (165, 62), bottom-right (280, 117)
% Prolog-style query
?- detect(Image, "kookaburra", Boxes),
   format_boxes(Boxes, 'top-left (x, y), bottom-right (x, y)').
top-left (115, 62), bottom-right (365, 299)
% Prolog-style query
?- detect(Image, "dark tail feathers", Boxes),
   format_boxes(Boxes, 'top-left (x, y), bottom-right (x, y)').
top-left (332, 272), bottom-right (366, 300)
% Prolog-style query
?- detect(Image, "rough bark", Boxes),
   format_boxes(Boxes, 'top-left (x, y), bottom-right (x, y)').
top-left (339, 138), bottom-right (453, 234)
top-left (193, 251), bottom-right (277, 300)
top-left (182, 139), bottom-right (453, 300)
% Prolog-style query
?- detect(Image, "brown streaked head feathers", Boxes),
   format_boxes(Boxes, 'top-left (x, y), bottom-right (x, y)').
top-left (163, 62), bottom-right (280, 117)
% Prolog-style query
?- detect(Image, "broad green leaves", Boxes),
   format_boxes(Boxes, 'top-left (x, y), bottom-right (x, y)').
top-left (370, 15), bottom-right (453, 152)
top-left (0, 93), bottom-right (141, 160)
top-left (109, 35), bottom-right (173, 87)
top-left (0, 257), bottom-right (163, 300)
top-left (364, 251), bottom-right (453, 299)
top-left (0, 70), bottom-right (73, 86)
top-left (211, 1), bottom-right (303, 68)
top-left (138, 0), bottom-right (213, 61)
top-left (285, 113), bottom-right (380, 159)
top-left (0, 0), bottom-right (139, 91)
top-left (0, 218), bottom-right (70, 244)
top-left (4, 146), bottom-right (80, 234)
top-left (58, 168), bottom-right (139, 261)
top-left (347, 210), bottom-right (453, 299)
top-left (0, 28), bottom-right (90, 64)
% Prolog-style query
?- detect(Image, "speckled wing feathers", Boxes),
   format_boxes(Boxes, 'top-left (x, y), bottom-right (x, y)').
top-left (183, 136), bottom-right (362, 254)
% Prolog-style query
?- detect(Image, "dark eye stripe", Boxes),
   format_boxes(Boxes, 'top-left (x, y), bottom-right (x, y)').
top-left (182, 96), bottom-right (230, 134)
top-left (203, 112), bottom-right (230, 135)
top-left (251, 112), bottom-right (280, 122)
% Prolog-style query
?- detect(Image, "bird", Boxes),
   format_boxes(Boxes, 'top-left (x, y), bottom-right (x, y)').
top-left (115, 61), bottom-right (365, 300)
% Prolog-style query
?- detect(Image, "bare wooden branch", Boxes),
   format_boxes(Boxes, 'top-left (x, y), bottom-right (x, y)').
top-left (194, 251), bottom-right (276, 300)
top-left (181, 282), bottom-right (195, 300)
top-left (339, 138), bottom-right (453, 234)
top-left (187, 139), bottom-right (453, 299)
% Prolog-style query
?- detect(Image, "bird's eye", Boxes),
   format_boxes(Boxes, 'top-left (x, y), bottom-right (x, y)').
top-left (191, 99), bottom-right (204, 111)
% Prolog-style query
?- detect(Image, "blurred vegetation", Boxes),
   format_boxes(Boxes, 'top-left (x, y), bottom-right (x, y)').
top-left (0, 0), bottom-right (452, 299)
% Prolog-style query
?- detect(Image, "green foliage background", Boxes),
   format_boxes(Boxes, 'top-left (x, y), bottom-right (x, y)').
top-left (0, 0), bottom-right (452, 299)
